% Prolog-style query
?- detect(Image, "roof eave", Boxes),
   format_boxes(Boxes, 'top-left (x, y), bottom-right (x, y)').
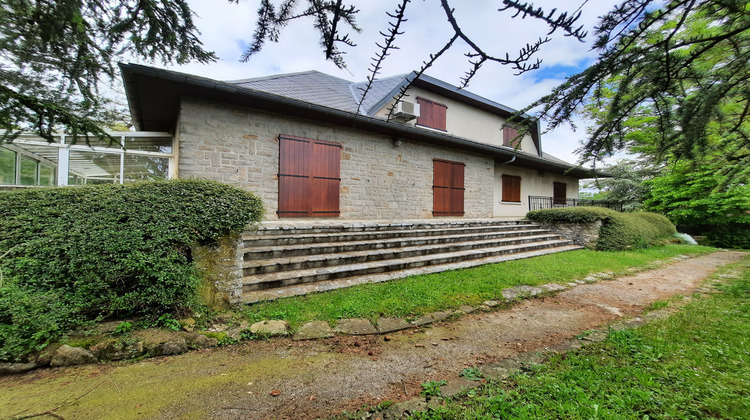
top-left (118, 63), bottom-right (608, 179)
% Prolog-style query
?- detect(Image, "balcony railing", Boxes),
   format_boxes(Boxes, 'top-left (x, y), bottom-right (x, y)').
top-left (528, 196), bottom-right (624, 212)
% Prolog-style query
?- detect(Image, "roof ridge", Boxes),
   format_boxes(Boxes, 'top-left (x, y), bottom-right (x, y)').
top-left (227, 70), bottom-right (353, 85)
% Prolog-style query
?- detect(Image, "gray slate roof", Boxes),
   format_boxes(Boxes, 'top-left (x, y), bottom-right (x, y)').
top-left (230, 70), bottom-right (360, 114)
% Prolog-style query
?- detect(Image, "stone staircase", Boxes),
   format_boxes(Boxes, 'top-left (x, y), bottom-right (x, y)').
top-left (241, 219), bottom-right (582, 303)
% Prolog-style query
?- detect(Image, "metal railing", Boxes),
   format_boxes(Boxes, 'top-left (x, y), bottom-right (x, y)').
top-left (528, 196), bottom-right (625, 212)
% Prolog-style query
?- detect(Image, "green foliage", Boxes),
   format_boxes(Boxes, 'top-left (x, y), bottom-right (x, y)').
top-left (535, 1), bottom-right (750, 180)
top-left (0, 179), bottom-right (263, 361)
top-left (0, 285), bottom-right (82, 361)
top-left (113, 321), bottom-right (133, 336)
top-left (581, 159), bottom-right (660, 211)
top-left (0, 0), bottom-right (216, 143)
top-left (705, 225), bottom-right (750, 250)
top-left (460, 367), bottom-right (483, 381)
top-left (645, 162), bottom-right (750, 228)
top-left (408, 258), bottom-right (750, 419)
top-left (526, 207), bottom-right (677, 250)
top-left (421, 380), bottom-right (447, 397)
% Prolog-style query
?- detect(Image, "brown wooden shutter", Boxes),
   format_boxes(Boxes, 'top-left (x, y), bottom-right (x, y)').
top-left (278, 136), bottom-right (311, 217)
top-left (278, 135), bottom-right (341, 217)
top-left (310, 141), bottom-right (341, 216)
top-left (417, 97), bottom-right (447, 131)
top-left (433, 159), bottom-right (465, 216)
top-left (501, 174), bottom-right (521, 203)
top-left (553, 182), bottom-right (567, 205)
top-left (503, 126), bottom-right (519, 147)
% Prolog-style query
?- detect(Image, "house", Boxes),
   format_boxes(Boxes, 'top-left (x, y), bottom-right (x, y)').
top-left (117, 63), bottom-right (599, 220)
top-left (0, 64), bottom-right (607, 302)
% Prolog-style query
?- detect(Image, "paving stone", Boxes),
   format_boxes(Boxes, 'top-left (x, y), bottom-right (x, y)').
top-left (410, 314), bottom-right (435, 326)
top-left (501, 288), bottom-right (521, 300)
top-left (581, 330), bottom-right (608, 343)
top-left (583, 276), bottom-right (598, 282)
top-left (440, 377), bottom-right (478, 397)
top-left (516, 351), bottom-right (545, 364)
top-left (0, 361), bottom-right (43, 374)
top-left (458, 305), bottom-right (476, 314)
top-left (379, 399), bottom-right (428, 419)
top-left (250, 320), bottom-right (289, 336)
top-left (567, 282), bottom-right (579, 287)
top-left (478, 358), bottom-right (522, 380)
top-left (545, 339), bottom-right (582, 353)
top-left (482, 300), bottom-right (500, 307)
top-left (334, 318), bottom-right (377, 335)
top-left (430, 311), bottom-right (451, 322)
top-left (576, 279), bottom-right (587, 284)
top-left (516, 285), bottom-right (543, 296)
top-left (538, 283), bottom-right (567, 292)
top-left (377, 317), bottom-right (411, 334)
top-left (478, 305), bottom-right (491, 311)
top-left (293, 321), bottom-right (334, 341)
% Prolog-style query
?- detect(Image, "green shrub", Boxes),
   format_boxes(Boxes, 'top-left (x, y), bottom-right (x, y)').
top-left (705, 224), bottom-right (750, 249)
top-left (527, 207), bottom-right (676, 251)
top-left (0, 179), bottom-right (263, 361)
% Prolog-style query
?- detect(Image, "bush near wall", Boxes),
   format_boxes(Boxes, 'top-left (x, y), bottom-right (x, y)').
top-left (0, 180), bottom-right (263, 362)
top-left (526, 207), bottom-right (677, 251)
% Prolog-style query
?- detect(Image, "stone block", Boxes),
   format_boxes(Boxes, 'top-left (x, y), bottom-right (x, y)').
top-left (376, 317), bottom-right (411, 334)
top-left (250, 320), bottom-right (289, 336)
top-left (334, 318), bottom-right (377, 335)
top-left (539, 283), bottom-right (567, 292)
top-left (50, 345), bottom-right (96, 367)
top-left (293, 321), bottom-right (334, 341)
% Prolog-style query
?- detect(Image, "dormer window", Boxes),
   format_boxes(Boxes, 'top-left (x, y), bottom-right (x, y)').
top-left (503, 126), bottom-right (521, 148)
top-left (416, 97), bottom-right (447, 131)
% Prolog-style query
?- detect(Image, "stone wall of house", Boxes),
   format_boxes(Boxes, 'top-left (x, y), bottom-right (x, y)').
top-left (176, 97), bottom-right (495, 220)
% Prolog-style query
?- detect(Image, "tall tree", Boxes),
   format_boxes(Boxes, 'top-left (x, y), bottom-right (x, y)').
top-left (247, 0), bottom-right (750, 174)
top-left (0, 0), bottom-right (216, 144)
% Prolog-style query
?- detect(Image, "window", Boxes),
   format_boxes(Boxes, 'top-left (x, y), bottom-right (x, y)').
top-left (416, 97), bottom-right (447, 131)
top-left (503, 126), bottom-right (520, 148)
top-left (278, 134), bottom-right (341, 217)
top-left (553, 182), bottom-right (567, 205)
top-left (19, 156), bottom-right (38, 185)
top-left (433, 159), bottom-right (465, 216)
top-left (0, 147), bottom-right (16, 184)
top-left (501, 174), bottom-right (521, 203)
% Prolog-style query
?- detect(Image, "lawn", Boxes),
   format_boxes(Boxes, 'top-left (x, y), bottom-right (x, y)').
top-left (243, 244), bottom-right (714, 329)
top-left (410, 254), bottom-right (750, 419)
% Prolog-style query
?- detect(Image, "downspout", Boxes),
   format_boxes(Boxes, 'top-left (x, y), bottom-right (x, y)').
top-left (497, 155), bottom-right (516, 165)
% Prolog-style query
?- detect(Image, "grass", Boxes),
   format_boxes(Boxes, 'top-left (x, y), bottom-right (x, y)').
top-left (243, 244), bottom-right (714, 330)
top-left (410, 255), bottom-right (750, 420)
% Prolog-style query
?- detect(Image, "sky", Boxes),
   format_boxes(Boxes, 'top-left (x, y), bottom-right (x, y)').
top-left (128, 0), bottom-right (616, 165)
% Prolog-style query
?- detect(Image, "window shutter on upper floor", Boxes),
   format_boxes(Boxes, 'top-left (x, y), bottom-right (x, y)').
top-left (417, 97), bottom-right (447, 131)
top-left (503, 126), bottom-right (520, 148)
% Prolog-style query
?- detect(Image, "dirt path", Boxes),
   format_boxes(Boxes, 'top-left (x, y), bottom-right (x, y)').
top-left (2, 251), bottom-right (746, 420)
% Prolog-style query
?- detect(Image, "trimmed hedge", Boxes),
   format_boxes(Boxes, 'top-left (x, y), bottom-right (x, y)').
top-left (0, 180), bottom-right (263, 361)
top-left (527, 207), bottom-right (677, 251)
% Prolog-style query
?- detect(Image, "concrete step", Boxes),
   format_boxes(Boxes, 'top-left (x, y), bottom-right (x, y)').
top-left (243, 233), bottom-right (562, 275)
top-left (241, 244), bottom-right (584, 303)
top-left (243, 223), bottom-right (540, 247)
top-left (242, 228), bottom-right (552, 260)
top-left (242, 239), bottom-right (575, 292)
top-left (247, 219), bottom-right (528, 237)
